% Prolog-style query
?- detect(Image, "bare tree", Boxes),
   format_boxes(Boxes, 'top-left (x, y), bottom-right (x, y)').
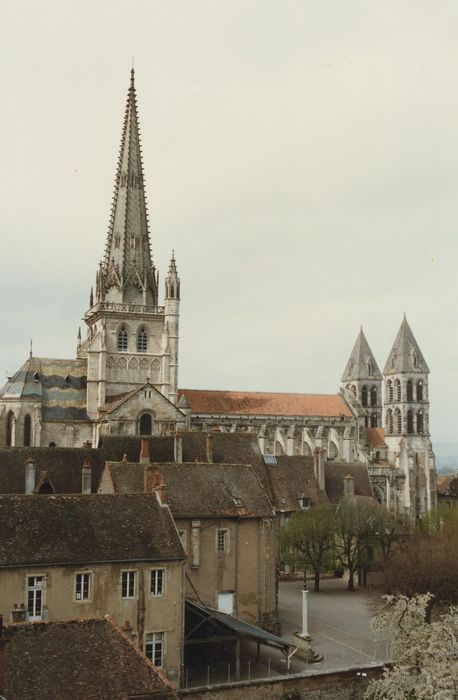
top-left (334, 499), bottom-right (379, 591)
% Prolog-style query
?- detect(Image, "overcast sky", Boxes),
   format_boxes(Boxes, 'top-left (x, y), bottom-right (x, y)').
top-left (1, 1), bottom-right (457, 445)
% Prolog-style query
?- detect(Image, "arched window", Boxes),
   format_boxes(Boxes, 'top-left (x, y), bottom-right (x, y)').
top-left (387, 380), bottom-right (393, 403)
top-left (137, 327), bottom-right (148, 353)
top-left (387, 409), bottom-right (393, 434)
top-left (170, 284), bottom-right (175, 299)
top-left (23, 415), bottom-right (32, 447)
top-left (417, 381), bottom-right (423, 401)
top-left (370, 386), bottom-right (377, 407)
top-left (367, 360), bottom-right (373, 376)
top-left (117, 325), bottom-right (128, 351)
top-left (361, 386), bottom-right (368, 407)
top-left (395, 408), bottom-right (402, 434)
top-left (6, 411), bottom-right (14, 447)
top-left (407, 409), bottom-right (414, 434)
top-left (413, 352), bottom-right (418, 368)
top-left (351, 385), bottom-right (356, 396)
top-left (370, 413), bottom-right (377, 428)
top-left (139, 413), bottom-right (153, 435)
top-left (395, 379), bottom-right (401, 402)
top-left (417, 411), bottom-right (424, 434)
top-left (406, 380), bottom-right (413, 402)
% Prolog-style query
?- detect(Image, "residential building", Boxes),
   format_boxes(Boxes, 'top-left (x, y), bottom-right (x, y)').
top-left (0, 493), bottom-right (185, 681)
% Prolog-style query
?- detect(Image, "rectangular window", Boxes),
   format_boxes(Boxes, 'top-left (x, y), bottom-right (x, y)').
top-left (217, 592), bottom-right (234, 615)
top-left (145, 632), bottom-right (164, 667)
top-left (121, 570), bottom-right (136, 599)
top-left (150, 569), bottom-right (165, 597)
top-left (75, 572), bottom-right (91, 601)
top-left (27, 575), bottom-right (44, 621)
top-left (217, 529), bottom-right (229, 553)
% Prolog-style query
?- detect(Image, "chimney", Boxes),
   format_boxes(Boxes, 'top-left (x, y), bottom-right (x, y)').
top-left (313, 448), bottom-right (326, 491)
top-left (10, 604), bottom-right (27, 624)
top-left (25, 457), bottom-right (36, 494)
top-left (81, 457), bottom-right (92, 494)
top-left (157, 476), bottom-right (168, 506)
top-left (174, 432), bottom-right (183, 463)
top-left (206, 434), bottom-right (214, 464)
top-left (144, 465), bottom-right (159, 493)
top-left (139, 438), bottom-right (150, 464)
top-left (344, 475), bottom-right (355, 497)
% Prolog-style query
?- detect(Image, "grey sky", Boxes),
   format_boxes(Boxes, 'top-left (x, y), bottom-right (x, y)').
top-left (1, 1), bottom-right (457, 443)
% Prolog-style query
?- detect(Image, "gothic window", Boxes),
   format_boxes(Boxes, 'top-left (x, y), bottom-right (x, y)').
top-left (23, 415), bottom-right (32, 447)
top-left (361, 386), bottom-right (368, 407)
top-left (407, 409), bottom-right (414, 434)
top-left (395, 379), bottom-right (401, 402)
top-left (170, 284), bottom-right (175, 299)
top-left (370, 386), bottom-right (377, 407)
top-left (407, 380), bottom-right (413, 402)
top-left (417, 381), bottom-right (423, 401)
top-left (6, 411), bottom-right (14, 447)
top-left (395, 408), bottom-right (402, 434)
top-left (117, 326), bottom-right (128, 352)
top-left (370, 413), bottom-right (377, 428)
top-left (417, 411), bottom-right (424, 434)
top-left (137, 327), bottom-right (148, 353)
top-left (387, 409), bottom-right (393, 434)
top-left (387, 380), bottom-right (393, 403)
top-left (139, 413), bottom-right (153, 435)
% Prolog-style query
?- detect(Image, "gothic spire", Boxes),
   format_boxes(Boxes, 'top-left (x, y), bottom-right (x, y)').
top-left (98, 68), bottom-right (158, 306)
top-left (341, 327), bottom-right (382, 382)
top-left (384, 316), bottom-right (429, 375)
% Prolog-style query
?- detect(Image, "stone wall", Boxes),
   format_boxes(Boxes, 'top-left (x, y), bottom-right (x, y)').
top-left (179, 664), bottom-right (384, 699)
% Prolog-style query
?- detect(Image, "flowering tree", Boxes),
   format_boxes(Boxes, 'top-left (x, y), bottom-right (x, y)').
top-left (365, 593), bottom-right (458, 699)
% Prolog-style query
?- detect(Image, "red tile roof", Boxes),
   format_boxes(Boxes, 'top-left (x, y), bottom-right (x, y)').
top-left (366, 427), bottom-right (387, 449)
top-left (178, 389), bottom-right (352, 418)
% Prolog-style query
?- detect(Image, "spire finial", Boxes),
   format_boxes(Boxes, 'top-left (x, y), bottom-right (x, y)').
top-left (130, 64), bottom-right (135, 89)
top-left (29, 338), bottom-right (33, 359)
top-left (403, 312), bottom-right (407, 320)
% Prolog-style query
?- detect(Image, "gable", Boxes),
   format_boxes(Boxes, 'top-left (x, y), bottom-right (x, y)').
top-left (105, 383), bottom-right (186, 424)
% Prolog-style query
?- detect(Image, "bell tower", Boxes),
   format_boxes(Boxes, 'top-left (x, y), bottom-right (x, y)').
top-left (77, 70), bottom-right (180, 420)
top-left (341, 327), bottom-right (382, 428)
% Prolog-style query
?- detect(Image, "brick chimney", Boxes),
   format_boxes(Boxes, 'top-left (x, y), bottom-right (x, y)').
top-left (25, 457), bottom-right (36, 495)
top-left (174, 432), bottom-right (183, 463)
top-left (139, 438), bottom-right (150, 464)
top-left (206, 434), bottom-right (214, 464)
top-left (81, 457), bottom-right (92, 494)
top-left (144, 465), bottom-right (160, 493)
top-left (344, 475), bottom-right (355, 497)
top-left (313, 448), bottom-right (326, 491)
top-left (157, 476), bottom-right (168, 506)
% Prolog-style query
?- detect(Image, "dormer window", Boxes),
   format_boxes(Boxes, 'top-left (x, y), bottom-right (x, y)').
top-left (33, 372), bottom-right (40, 382)
top-left (117, 326), bottom-right (128, 351)
top-left (233, 497), bottom-right (242, 507)
top-left (298, 497), bottom-right (311, 510)
top-left (64, 375), bottom-right (71, 385)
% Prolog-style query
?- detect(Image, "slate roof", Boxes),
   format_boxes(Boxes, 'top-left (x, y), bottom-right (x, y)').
top-left (4, 617), bottom-right (176, 699)
top-left (437, 474), bottom-right (458, 496)
top-left (384, 316), bottom-right (429, 375)
top-left (341, 328), bottom-right (382, 382)
top-left (99, 432), bottom-right (265, 466)
top-left (265, 455), bottom-right (327, 512)
top-left (0, 494), bottom-right (185, 567)
top-left (366, 428), bottom-right (387, 449)
top-left (0, 446), bottom-right (105, 494)
top-left (0, 356), bottom-right (88, 421)
top-left (103, 461), bottom-right (273, 518)
top-left (325, 462), bottom-right (373, 503)
top-left (177, 389), bottom-right (352, 418)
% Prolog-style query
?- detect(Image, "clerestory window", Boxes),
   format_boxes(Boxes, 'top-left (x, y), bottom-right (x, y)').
top-left (117, 326), bottom-right (128, 351)
top-left (137, 327), bottom-right (148, 353)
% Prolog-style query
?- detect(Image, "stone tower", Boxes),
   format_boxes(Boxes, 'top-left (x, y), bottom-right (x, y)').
top-left (78, 69), bottom-right (180, 421)
top-left (341, 328), bottom-right (383, 428)
top-left (383, 316), bottom-right (436, 516)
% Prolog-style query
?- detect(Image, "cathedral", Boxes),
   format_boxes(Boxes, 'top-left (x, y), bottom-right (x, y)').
top-left (0, 70), bottom-right (436, 519)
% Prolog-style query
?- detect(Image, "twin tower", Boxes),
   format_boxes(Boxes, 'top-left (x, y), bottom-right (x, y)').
top-left (341, 317), bottom-right (431, 460)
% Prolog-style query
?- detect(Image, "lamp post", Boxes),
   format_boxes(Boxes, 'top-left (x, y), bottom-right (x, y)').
top-left (301, 582), bottom-right (309, 638)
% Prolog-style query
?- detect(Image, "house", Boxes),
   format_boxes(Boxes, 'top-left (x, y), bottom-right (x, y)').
top-left (0, 493), bottom-right (185, 681)
top-left (98, 438), bottom-right (279, 633)
top-left (0, 616), bottom-right (177, 699)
